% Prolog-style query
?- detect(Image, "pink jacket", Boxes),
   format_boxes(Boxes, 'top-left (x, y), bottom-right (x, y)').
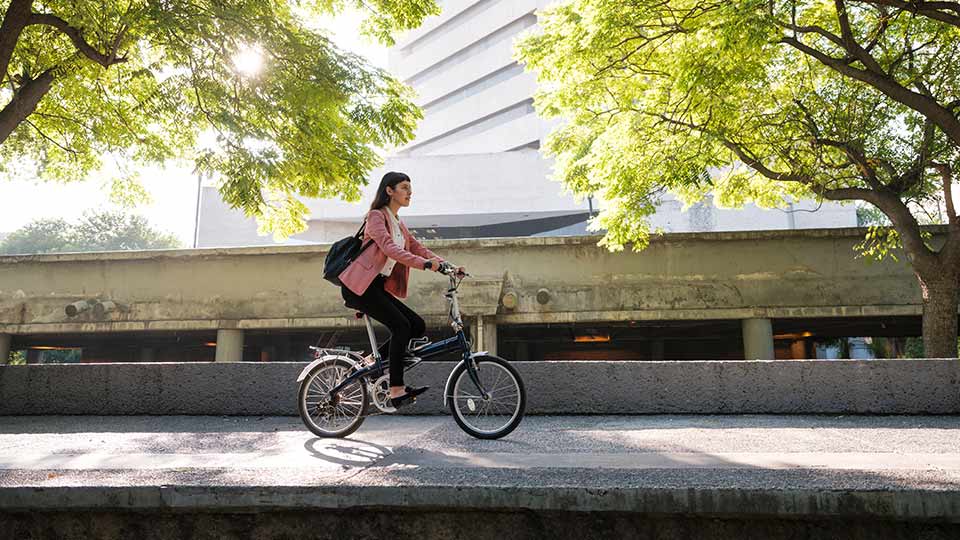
top-left (338, 208), bottom-right (442, 299)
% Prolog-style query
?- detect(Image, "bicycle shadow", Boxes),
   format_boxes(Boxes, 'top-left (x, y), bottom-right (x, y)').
top-left (302, 436), bottom-right (395, 467)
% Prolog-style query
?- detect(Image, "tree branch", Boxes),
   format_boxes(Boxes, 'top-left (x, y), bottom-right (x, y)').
top-left (931, 162), bottom-right (957, 225)
top-left (0, 0), bottom-right (34, 82)
top-left (780, 35), bottom-right (960, 148)
top-left (863, 5), bottom-right (891, 52)
top-left (0, 67), bottom-right (54, 144)
top-left (24, 118), bottom-right (76, 155)
top-left (647, 108), bottom-right (937, 268)
top-left (857, 0), bottom-right (960, 28)
top-left (822, 186), bottom-right (936, 267)
top-left (815, 137), bottom-right (885, 191)
top-left (834, 0), bottom-right (887, 73)
top-left (646, 110), bottom-right (810, 183)
top-left (772, 18), bottom-right (847, 49)
top-left (26, 12), bottom-right (127, 68)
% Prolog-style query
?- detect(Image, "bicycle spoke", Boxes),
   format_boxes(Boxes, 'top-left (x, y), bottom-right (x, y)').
top-left (301, 360), bottom-right (368, 435)
top-left (450, 359), bottom-right (524, 436)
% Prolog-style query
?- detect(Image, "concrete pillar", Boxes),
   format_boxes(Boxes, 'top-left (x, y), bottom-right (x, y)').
top-left (0, 334), bottom-right (11, 364)
top-left (742, 318), bottom-right (774, 360)
top-left (482, 317), bottom-right (497, 356)
top-left (470, 316), bottom-right (498, 356)
top-left (215, 329), bottom-right (244, 362)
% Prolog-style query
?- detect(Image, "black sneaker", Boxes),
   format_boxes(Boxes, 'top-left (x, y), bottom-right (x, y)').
top-left (389, 385), bottom-right (429, 409)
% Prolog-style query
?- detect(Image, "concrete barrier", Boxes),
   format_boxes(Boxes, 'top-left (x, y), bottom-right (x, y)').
top-left (1, 359), bottom-right (958, 416)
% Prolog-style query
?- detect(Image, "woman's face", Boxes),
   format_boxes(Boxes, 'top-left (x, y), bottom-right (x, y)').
top-left (387, 180), bottom-right (412, 208)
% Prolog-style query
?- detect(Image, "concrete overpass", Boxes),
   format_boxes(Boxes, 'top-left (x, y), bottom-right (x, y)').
top-left (0, 227), bottom-right (944, 363)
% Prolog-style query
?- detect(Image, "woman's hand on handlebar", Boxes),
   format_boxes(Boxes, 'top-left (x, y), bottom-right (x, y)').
top-left (426, 257), bottom-right (443, 272)
top-left (437, 261), bottom-right (468, 277)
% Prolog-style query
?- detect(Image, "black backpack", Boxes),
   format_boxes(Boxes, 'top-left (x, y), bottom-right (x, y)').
top-left (323, 219), bottom-right (373, 286)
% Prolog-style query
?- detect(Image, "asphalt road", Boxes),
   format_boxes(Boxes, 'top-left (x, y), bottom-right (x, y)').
top-left (0, 414), bottom-right (958, 493)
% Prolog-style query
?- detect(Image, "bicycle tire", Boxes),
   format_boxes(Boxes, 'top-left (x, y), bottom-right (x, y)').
top-left (448, 355), bottom-right (526, 440)
top-left (298, 357), bottom-right (368, 438)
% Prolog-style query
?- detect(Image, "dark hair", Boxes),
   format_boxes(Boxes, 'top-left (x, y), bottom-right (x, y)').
top-left (369, 171), bottom-right (411, 211)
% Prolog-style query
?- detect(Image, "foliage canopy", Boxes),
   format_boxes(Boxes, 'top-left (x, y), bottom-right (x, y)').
top-left (0, 209), bottom-right (181, 254)
top-left (517, 0), bottom-right (959, 256)
top-left (0, 0), bottom-right (439, 237)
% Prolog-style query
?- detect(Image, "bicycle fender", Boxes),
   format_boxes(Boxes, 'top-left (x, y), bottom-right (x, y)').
top-left (443, 351), bottom-right (488, 407)
top-left (296, 355), bottom-right (360, 383)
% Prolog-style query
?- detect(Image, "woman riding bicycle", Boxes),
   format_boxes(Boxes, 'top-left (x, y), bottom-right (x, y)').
top-left (338, 171), bottom-right (466, 409)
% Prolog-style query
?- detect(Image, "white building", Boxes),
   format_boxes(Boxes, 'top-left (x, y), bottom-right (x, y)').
top-left (391, 0), bottom-right (551, 156)
top-left (196, 0), bottom-right (856, 247)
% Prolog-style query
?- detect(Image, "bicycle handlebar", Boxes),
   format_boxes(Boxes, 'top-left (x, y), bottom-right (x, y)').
top-left (438, 261), bottom-right (468, 277)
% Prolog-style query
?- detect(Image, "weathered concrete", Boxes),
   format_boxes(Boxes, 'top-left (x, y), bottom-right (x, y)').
top-left (742, 318), bottom-right (774, 360)
top-left (1, 359), bottom-right (957, 416)
top-left (0, 415), bottom-right (958, 539)
top-left (3, 510), bottom-right (955, 540)
top-left (0, 227), bottom-right (949, 336)
top-left (215, 329), bottom-right (243, 362)
top-left (0, 333), bottom-right (9, 364)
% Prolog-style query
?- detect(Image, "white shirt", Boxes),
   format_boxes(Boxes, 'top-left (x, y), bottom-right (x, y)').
top-left (380, 209), bottom-right (406, 277)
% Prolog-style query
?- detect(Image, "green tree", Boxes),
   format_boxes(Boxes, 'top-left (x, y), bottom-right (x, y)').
top-left (0, 217), bottom-right (72, 253)
top-left (0, 0), bottom-right (439, 237)
top-left (0, 209), bottom-right (181, 254)
top-left (517, 0), bottom-right (960, 357)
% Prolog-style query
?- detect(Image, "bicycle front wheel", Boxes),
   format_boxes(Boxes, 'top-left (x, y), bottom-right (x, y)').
top-left (448, 355), bottom-right (525, 439)
top-left (298, 357), bottom-right (368, 438)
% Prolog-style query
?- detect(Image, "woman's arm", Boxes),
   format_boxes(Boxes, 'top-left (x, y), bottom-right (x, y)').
top-left (366, 210), bottom-right (430, 270)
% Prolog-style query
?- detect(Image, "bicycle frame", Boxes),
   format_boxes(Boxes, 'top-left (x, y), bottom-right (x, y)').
top-left (326, 267), bottom-right (490, 401)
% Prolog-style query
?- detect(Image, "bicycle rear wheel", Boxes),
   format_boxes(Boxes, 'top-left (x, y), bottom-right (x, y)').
top-left (298, 357), bottom-right (368, 438)
top-left (448, 355), bottom-right (525, 439)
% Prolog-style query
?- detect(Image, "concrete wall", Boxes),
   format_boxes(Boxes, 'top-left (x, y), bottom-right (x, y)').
top-left (1, 359), bottom-right (957, 415)
top-left (0, 228), bottom-right (934, 336)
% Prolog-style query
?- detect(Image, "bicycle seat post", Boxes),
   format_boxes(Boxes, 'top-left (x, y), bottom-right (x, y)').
top-left (361, 314), bottom-right (381, 366)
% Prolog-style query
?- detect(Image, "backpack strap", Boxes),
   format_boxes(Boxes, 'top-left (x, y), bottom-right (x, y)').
top-left (356, 216), bottom-right (373, 254)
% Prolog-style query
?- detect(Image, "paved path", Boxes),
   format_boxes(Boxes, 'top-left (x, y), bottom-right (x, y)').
top-left (1, 414), bottom-right (959, 520)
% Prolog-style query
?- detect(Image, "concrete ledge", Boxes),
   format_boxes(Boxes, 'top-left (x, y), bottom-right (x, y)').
top-left (1, 484), bottom-right (958, 522)
top-left (5, 226), bottom-right (945, 263)
top-left (1, 359), bottom-right (957, 415)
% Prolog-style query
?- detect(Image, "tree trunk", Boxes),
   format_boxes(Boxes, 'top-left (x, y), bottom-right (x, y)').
top-left (0, 68), bottom-right (54, 144)
top-left (917, 271), bottom-right (960, 358)
top-left (0, 0), bottom-right (34, 79)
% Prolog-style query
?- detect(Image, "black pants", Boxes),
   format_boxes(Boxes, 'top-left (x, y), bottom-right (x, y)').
top-left (341, 275), bottom-right (426, 387)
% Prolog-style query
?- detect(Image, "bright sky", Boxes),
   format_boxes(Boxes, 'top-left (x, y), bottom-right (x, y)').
top-left (0, 8), bottom-right (390, 246)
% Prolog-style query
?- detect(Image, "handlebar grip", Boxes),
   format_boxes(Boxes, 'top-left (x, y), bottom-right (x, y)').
top-left (438, 262), bottom-right (468, 276)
